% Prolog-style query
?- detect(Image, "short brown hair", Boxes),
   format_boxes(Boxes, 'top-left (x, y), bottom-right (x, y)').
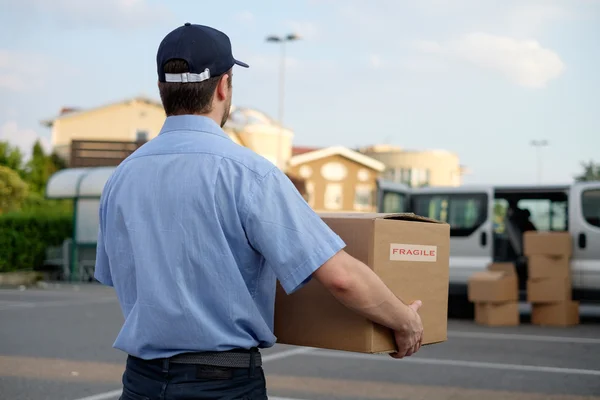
top-left (158, 59), bottom-right (231, 116)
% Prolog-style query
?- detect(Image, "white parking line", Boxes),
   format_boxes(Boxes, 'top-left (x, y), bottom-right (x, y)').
top-left (306, 350), bottom-right (600, 376)
top-left (71, 347), bottom-right (312, 400)
top-left (73, 390), bottom-right (122, 400)
top-left (448, 331), bottom-right (600, 344)
top-left (74, 391), bottom-right (306, 400)
top-left (0, 297), bottom-right (117, 311)
top-left (262, 347), bottom-right (314, 362)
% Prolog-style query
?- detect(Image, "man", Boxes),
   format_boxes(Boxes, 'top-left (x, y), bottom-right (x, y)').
top-left (95, 23), bottom-right (423, 400)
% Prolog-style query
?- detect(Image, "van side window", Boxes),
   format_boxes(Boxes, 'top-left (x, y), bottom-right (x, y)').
top-left (411, 193), bottom-right (488, 237)
top-left (582, 189), bottom-right (600, 228)
top-left (516, 199), bottom-right (567, 231)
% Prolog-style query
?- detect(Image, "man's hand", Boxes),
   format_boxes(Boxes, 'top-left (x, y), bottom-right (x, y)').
top-left (390, 300), bottom-right (423, 359)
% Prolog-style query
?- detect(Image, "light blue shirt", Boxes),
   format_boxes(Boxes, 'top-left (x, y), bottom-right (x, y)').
top-left (94, 115), bottom-right (346, 359)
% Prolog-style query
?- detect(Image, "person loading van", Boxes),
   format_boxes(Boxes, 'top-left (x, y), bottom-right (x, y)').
top-left (94, 22), bottom-right (423, 400)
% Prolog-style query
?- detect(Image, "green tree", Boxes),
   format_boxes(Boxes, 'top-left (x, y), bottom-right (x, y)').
top-left (0, 165), bottom-right (29, 214)
top-left (23, 140), bottom-right (67, 195)
top-left (0, 141), bottom-right (25, 176)
top-left (575, 161), bottom-right (600, 182)
top-left (49, 151), bottom-right (68, 172)
top-left (24, 140), bottom-right (50, 194)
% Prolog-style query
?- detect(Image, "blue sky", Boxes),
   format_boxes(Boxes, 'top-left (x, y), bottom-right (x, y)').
top-left (0, 0), bottom-right (597, 185)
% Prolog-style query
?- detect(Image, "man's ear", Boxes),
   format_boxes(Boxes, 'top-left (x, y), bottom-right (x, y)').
top-left (216, 74), bottom-right (230, 101)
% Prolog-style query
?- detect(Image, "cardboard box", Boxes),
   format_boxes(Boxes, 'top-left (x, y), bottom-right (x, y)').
top-left (467, 263), bottom-right (518, 303)
top-left (274, 213), bottom-right (450, 354)
top-left (475, 302), bottom-right (520, 326)
top-left (531, 301), bottom-right (579, 326)
top-left (528, 255), bottom-right (570, 279)
top-left (523, 231), bottom-right (572, 257)
top-left (527, 277), bottom-right (571, 303)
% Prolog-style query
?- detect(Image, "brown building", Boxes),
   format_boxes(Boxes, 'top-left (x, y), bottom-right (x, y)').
top-left (287, 146), bottom-right (385, 212)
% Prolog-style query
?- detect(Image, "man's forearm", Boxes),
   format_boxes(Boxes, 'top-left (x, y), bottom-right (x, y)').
top-left (322, 252), bottom-right (414, 333)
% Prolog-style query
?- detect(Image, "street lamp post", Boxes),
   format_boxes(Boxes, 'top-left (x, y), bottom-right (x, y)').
top-left (530, 139), bottom-right (549, 184)
top-left (266, 33), bottom-right (301, 170)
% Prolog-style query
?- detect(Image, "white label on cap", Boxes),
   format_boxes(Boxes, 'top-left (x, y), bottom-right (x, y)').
top-left (390, 243), bottom-right (437, 262)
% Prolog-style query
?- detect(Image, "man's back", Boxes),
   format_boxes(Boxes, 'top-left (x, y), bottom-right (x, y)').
top-left (96, 115), bottom-right (288, 359)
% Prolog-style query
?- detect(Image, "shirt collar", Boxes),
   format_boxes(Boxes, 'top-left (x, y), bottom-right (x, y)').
top-left (159, 115), bottom-right (230, 140)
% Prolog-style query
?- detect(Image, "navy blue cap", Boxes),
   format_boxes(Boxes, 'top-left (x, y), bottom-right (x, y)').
top-left (157, 23), bottom-right (249, 83)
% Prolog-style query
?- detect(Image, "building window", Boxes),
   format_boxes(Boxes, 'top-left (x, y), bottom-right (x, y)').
top-left (299, 165), bottom-right (312, 179)
top-left (388, 167), bottom-right (430, 187)
top-left (354, 184), bottom-right (373, 211)
top-left (324, 183), bottom-right (343, 210)
top-left (136, 130), bottom-right (148, 142)
top-left (357, 168), bottom-right (370, 182)
top-left (383, 168), bottom-right (396, 181)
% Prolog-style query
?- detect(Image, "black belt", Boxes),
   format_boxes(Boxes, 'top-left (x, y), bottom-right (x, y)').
top-left (168, 348), bottom-right (262, 368)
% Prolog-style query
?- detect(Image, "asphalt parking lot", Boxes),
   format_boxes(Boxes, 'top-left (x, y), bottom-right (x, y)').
top-left (1, 284), bottom-right (599, 400)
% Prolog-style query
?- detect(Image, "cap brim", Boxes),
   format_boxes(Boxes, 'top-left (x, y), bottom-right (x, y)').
top-left (234, 59), bottom-right (249, 68)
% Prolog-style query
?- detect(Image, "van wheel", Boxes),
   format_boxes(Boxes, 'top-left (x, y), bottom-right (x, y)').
top-left (448, 294), bottom-right (475, 320)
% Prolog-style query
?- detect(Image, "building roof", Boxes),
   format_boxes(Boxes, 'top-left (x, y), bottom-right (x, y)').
top-left (41, 96), bottom-right (164, 127)
top-left (292, 146), bottom-right (321, 156)
top-left (358, 144), bottom-right (403, 153)
top-left (289, 146), bottom-right (386, 172)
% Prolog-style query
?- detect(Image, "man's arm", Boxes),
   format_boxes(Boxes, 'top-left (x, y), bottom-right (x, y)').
top-left (243, 167), bottom-right (422, 357)
top-left (312, 250), bottom-right (413, 331)
top-left (313, 250), bottom-right (423, 358)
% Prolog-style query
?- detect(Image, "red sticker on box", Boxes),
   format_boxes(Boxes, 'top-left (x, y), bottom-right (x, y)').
top-left (390, 243), bottom-right (437, 262)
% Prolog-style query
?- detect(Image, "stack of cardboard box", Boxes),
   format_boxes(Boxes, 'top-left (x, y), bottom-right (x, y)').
top-left (524, 231), bottom-right (579, 327)
top-left (467, 263), bottom-right (519, 326)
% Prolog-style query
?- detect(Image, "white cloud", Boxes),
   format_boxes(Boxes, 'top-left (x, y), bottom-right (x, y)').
top-left (0, 121), bottom-right (51, 159)
top-left (2, 0), bottom-right (174, 30)
top-left (415, 33), bottom-right (565, 88)
top-left (0, 50), bottom-right (79, 93)
top-left (0, 50), bottom-right (47, 93)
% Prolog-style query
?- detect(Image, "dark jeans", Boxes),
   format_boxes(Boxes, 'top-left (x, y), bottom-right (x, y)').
top-left (120, 355), bottom-right (268, 400)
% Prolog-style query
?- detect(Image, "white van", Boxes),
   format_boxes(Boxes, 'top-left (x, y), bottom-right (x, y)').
top-left (376, 179), bottom-right (600, 309)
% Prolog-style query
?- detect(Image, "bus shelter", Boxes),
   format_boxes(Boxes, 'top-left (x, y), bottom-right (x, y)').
top-left (45, 167), bottom-right (116, 281)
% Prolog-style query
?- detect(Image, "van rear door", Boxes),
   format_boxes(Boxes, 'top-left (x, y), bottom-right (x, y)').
top-left (410, 186), bottom-right (494, 291)
top-left (570, 182), bottom-right (600, 294)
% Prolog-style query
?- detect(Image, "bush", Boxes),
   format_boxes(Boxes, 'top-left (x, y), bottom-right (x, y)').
top-left (0, 165), bottom-right (29, 214)
top-left (20, 192), bottom-right (73, 214)
top-left (0, 211), bottom-right (72, 272)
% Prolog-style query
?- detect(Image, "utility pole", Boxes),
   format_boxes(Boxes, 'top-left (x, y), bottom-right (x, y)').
top-left (530, 139), bottom-right (548, 184)
top-left (266, 33), bottom-right (301, 170)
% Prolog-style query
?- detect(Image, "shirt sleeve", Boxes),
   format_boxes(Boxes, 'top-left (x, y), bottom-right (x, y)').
top-left (93, 203), bottom-right (113, 287)
top-left (243, 168), bottom-right (346, 295)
